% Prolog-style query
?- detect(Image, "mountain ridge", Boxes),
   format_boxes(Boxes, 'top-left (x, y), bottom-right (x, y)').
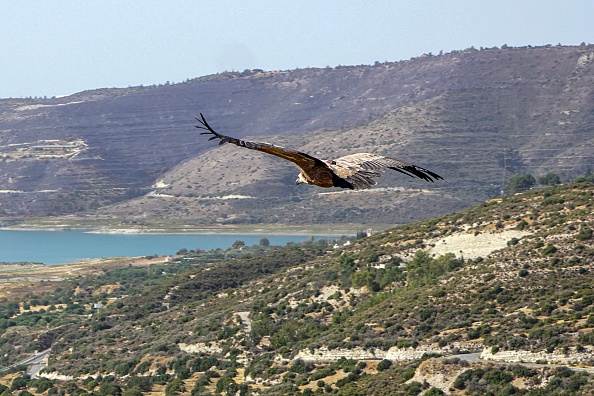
top-left (1, 45), bottom-right (593, 227)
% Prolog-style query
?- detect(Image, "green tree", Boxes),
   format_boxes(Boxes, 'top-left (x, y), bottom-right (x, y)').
top-left (215, 376), bottom-right (239, 395)
top-left (259, 238), bottom-right (270, 247)
top-left (339, 254), bottom-right (355, 268)
top-left (165, 378), bottom-right (186, 395)
top-left (99, 382), bottom-right (122, 396)
top-left (350, 270), bottom-right (373, 289)
top-left (10, 377), bottom-right (29, 391)
top-left (538, 172), bottom-right (560, 186)
top-left (406, 251), bottom-right (463, 288)
top-left (33, 378), bottom-right (54, 393)
top-left (122, 388), bottom-right (144, 396)
top-left (506, 173), bottom-right (536, 193)
top-left (250, 312), bottom-right (275, 343)
top-left (232, 240), bottom-right (245, 249)
top-left (577, 227), bottom-right (593, 241)
top-left (126, 376), bottom-right (151, 392)
top-left (574, 171), bottom-right (594, 183)
top-left (377, 359), bottom-right (392, 371)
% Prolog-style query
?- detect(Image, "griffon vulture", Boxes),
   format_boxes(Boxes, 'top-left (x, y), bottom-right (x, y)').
top-left (196, 114), bottom-right (442, 190)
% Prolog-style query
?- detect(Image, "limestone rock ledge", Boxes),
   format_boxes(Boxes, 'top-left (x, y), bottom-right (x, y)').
top-left (38, 372), bottom-right (75, 381)
top-left (295, 342), bottom-right (483, 362)
top-left (178, 342), bottom-right (223, 355)
top-left (480, 346), bottom-right (594, 366)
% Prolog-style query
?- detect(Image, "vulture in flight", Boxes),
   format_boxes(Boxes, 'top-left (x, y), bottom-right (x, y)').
top-left (196, 114), bottom-right (442, 190)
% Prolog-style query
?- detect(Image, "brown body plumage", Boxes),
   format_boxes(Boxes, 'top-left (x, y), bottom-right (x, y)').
top-left (196, 114), bottom-right (443, 190)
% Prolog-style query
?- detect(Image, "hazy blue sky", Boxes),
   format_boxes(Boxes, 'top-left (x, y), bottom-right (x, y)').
top-left (2, 1), bottom-right (593, 98)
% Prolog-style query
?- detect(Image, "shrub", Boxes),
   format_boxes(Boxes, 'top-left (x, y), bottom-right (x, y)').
top-left (506, 174), bottom-right (535, 193)
top-left (577, 227), bottom-right (593, 241)
top-left (542, 244), bottom-right (558, 255)
top-left (289, 359), bottom-right (313, 374)
top-left (377, 359), bottom-right (393, 371)
top-left (122, 378), bottom-right (149, 393)
top-left (406, 251), bottom-right (463, 288)
top-left (165, 378), bottom-right (186, 396)
top-left (11, 376), bottom-right (29, 391)
top-left (122, 388), bottom-right (144, 396)
top-left (516, 220), bottom-right (529, 230)
top-left (538, 173), bottom-right (560, 186)
top-left (579, 331), bottom-right (594, 345)
top-left (99, 382), bottom-right (122, 396)
top-left (33, 378), bottom-right (54, 393)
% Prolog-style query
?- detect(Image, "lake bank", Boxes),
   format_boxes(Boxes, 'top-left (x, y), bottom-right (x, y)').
top-left (0, 230), bottom-right (332, 266)
top-left (0, 220), bottom-right (388, 235)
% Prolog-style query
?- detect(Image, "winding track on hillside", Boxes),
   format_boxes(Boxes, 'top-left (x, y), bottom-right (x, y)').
top-left (0, 348), bottom-right (50, 376)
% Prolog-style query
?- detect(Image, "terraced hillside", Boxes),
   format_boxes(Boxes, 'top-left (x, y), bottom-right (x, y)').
top-left (1, 45), bottom-right (594, 226)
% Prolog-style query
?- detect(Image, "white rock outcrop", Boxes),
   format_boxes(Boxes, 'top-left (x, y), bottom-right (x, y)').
top-left (178, 342), bottom-right (223, 355)
top-left (38, 372), bottom-right (75, 381)
top-left (295, 342), bottom-right (483, 362)
top-left (427, 229), bottom-right (531, 260)
top-left (480, 347), bottom-right (594, 366)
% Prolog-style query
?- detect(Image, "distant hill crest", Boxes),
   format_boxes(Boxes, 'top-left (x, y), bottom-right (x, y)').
top-left (1, 45), bottom-right (593, 225)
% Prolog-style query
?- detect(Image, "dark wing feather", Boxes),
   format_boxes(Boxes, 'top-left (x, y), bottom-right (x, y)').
top-left (330, 153), bottom-right (442, 189)
top-left (195, 114), bottom-right (330, 176)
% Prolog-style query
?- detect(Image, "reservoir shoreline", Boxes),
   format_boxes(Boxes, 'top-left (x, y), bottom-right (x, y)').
top-left (0, 229), bottom-right (339, 266)
top-left (0, 224), bottom-right (372, 235)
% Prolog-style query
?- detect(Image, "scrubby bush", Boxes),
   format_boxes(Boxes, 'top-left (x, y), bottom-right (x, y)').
top-left (377, 359), bottom-right (393, 371)
top-left (577, 227), bottom-right (593, 241)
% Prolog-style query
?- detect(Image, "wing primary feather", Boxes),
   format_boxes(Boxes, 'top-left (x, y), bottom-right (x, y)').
top-left (196, 114), bottom-right (330, 177)
top-left (390, 168), bottom-right (415, 178)
top-left (196, 114), bottom-right (443, 189)
top-left (424, 169), bottom-right (444, 181)
top-left (389, 166), bottom-right (443, 182)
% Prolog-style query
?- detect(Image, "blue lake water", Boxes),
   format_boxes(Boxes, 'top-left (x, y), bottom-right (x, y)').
top-left (0, 230), bottom-right (312, 265)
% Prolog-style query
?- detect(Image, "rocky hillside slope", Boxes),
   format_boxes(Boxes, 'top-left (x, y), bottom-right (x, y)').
top-left (1, 181), bottom-right (593, 394)
top-left (1, 45), bottom-right (593, 226)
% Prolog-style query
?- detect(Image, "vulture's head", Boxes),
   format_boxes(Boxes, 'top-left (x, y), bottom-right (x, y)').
top-left (295, 172), bottom-right (308, 186)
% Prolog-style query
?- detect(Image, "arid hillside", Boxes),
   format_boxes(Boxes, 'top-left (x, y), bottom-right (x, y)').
top-left (1, 45), bottom-right (593, 226)
top-left (1, 182), bottom-right (594, 395)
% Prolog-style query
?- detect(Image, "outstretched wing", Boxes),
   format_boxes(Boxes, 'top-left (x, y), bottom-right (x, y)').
top-left (195, 113), bottom-right (332, 178)
top-left (331, 153), bottom-right (443, 189)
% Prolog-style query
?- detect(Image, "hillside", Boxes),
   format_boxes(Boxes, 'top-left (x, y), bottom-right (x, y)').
top-left (1, 44), bottom-right (594, 227)
top-left (1, 181), bottom-right (593, 395)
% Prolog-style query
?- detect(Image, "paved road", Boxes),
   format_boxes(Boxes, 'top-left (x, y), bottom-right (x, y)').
top-left (0, 348), bottom-right (51, 377)
top-left (236, 311), bottom-right (252, 334)
top-left (28, 362), bottom-right (48, 378)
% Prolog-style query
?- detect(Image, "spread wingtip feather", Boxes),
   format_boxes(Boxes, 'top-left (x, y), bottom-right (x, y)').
top-left (196, 113), bottom-right (443, 189)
